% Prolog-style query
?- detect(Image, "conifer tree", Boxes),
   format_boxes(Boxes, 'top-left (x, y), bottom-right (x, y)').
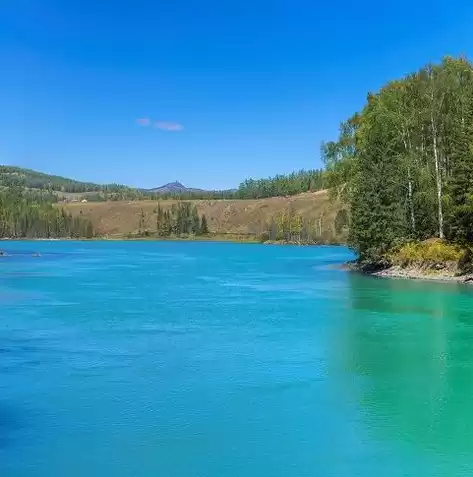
top-left (200, 214), bottom-right (209, 235)
top-left (323, 56), bottom-right (473, 261)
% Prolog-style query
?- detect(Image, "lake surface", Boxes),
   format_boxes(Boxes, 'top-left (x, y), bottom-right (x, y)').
top-left (2, 241), bottom-right (473, 476)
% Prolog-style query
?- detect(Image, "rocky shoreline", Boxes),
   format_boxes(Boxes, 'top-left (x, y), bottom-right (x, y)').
top-left (348, 261), bottom-right (473, 284)
top-left (372, 265), bottom-right (473, 283)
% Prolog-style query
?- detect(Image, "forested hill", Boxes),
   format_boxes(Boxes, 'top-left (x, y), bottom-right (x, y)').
top-left (0, 165), bottom-right (334, 241)
top-left (0, 165), bottom-right (326, 200)
top-left (63, 190), bottom-right (344, 243)
top-left (0, 166), bottom-right (127, 194)
top-left (323, 56), bottom-right (473, 266)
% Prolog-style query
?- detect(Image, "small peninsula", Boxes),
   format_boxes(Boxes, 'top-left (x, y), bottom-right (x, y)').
top-left (323, 56), bottom-right (473, 282)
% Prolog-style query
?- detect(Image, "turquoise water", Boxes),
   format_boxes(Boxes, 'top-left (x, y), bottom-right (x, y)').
top-left (2, 241), bottom-right (473, 476)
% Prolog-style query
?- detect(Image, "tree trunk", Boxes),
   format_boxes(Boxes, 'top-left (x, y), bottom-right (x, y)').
top-left (431, 114), bottom-right (444, 239)
top-left (402, 131), bottom-right (416, 235)
top-left (407, 166), bottom-right (416, 234)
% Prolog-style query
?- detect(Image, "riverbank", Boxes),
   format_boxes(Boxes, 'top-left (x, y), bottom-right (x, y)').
top-left (1, 233), bottom-right (338, 246)
top-left (371, 265), bottom-right (473, 283)
top-left (350, 239), bottom-right (473, 284)
top-left (0, 233), bottom-right (260, 244)
top-left (348, 261), bottom-right (473, 283)
top-left (122, 232), bottom-right (262, 243)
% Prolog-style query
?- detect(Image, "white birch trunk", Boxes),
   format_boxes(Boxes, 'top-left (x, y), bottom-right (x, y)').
top-left (431, 113), bottom-right (444, 239)
top-left (407, 166), bottom-right (416, 234)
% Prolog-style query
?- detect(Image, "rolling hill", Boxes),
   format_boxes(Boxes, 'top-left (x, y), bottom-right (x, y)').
top-left (1, 165), bottom-right (343, 242)
top-left (0, 165), bottom-right (226, 198)
top-left (0, 165), bottom-right (106, 193)
top-left (62, 190), bottom-right (345, 242)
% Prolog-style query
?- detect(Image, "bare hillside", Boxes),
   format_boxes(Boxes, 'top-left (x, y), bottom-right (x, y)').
top-left (62, 190), bottom-right (344, 241)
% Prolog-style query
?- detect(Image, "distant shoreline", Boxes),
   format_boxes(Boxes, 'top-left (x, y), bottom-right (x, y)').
top-left (0, 234), bottom-right (342, 246)
top-left (0, 236), bottom-right (335, 246)
top-left (0, 236), bottom-right (258, 244)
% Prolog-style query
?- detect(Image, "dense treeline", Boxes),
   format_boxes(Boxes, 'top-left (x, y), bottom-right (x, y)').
top-left (141, 202), bottom-right (209, 237)
top-left (236, 169), bottom-right (325, 199)
top-left (89, 189), bottom-right (234, 202)
top-left (1, 165), bottom-right (327, 202)
top-left (323, 57), bottom-right (473, 262)
top-left (81, 169), bottom-right (326, 201)
top-left (0, 188), bottom-right (95, 238)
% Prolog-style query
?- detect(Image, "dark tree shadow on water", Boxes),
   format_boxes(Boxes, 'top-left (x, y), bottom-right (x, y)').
top-left (335, 273), bottom-right (473, 456)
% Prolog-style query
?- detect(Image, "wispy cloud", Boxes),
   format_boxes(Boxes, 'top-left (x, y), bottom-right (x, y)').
top-left (136, 118), bottom-right (151, 126)
top-left (137, 117), bottom-right (184, 131)
top-left (155, 121), bottom-right (184, 132)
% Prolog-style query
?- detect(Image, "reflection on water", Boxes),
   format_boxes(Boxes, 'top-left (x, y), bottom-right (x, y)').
top-left (341, 273), bottom-right (473, 455)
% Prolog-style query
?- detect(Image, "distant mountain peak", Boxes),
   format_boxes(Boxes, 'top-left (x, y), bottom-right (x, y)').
top-left (167, 181), bottom-right (185, 188)
top-left (146, 181), bottom-right (201, 194)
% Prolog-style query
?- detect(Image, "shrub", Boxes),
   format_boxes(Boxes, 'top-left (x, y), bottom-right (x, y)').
top-left (392, 239), bottom-right (463, 266)
top-left (259, 232), bottom-right (270, 243)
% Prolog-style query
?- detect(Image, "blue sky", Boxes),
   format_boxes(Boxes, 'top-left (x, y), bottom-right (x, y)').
top-left (1, 0), bottom-right (473, 189)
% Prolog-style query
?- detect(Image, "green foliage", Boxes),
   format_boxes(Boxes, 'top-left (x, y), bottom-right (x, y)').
top-left (334, 209), bottom-right (349, 234)
top-left (321, 115), bottom-right (359, 201)
top-left (444, 61), bottom-right (473, 243)
top-left (154, 202), bottom-right (209, 237)
top-left (0, 187), bottom-right (95, 238)
top-left (324, 56), bottom-right (473, 262)
top-left (235, 169), bottom-right (325, 199)
top-left (1, 165), bottom-right (327, 202)
top-left (347, 116), bottom-right (409, 261)
top-left (200, 214), bottom-right (209, 235)
top-left (0, 166), bottom-right (110, 193)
